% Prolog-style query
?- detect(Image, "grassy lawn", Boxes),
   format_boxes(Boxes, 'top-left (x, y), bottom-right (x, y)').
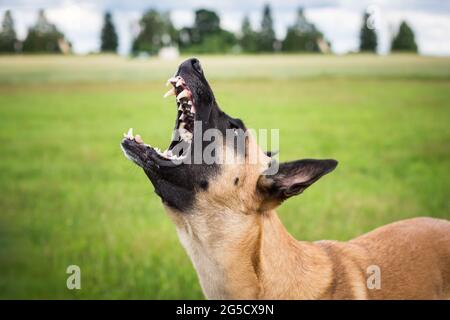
top-left (0, 54), bottom-right (449, 299)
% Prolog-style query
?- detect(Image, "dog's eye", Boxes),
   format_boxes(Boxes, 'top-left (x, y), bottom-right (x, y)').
top-left (192, 59), bottom-right (203, 74)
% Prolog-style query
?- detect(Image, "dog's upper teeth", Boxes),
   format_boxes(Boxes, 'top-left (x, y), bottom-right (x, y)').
top-left (179, 114), bottom-right (185, 120)
top-left (175, 78), bottom-right (184, 87)
top-left (163, 87), bottom-right (176, 98)
top-left (167, 77), bottom-right (177, 84)
top-left (179, 127), bottom-right (193, 142)
top-left (177, 89), bottom-right (189, 101)
top-left (183, 132), bottom-right (193, 142)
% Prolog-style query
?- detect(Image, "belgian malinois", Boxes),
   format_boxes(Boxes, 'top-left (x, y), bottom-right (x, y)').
top-left (121, 58), bottom-right (450, 299)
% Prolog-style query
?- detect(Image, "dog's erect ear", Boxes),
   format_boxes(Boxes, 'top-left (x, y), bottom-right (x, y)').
top-left (257, 159), bottom-right (338, 209)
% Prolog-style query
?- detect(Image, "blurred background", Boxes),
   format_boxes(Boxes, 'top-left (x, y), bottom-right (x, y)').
top-left (0, 0), bottom-right (449, 299)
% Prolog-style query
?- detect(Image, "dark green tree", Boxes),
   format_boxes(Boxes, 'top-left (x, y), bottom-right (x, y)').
top-left (359, 11), bottom-right (377, 52)
top-left (100, 11), bottom-right (118, 53)
top-left (391, 21), bottom-right (418, 53)
top-left (0, 10), bottom-right (17, 53)
top-left (282, 8), bottom-right (327, 52)
top-left (132, 9), bottom-right (177, 55)
top-left (179, 9), bottom-right (236, 54)
top-left (257, 4), bottom-right (276, 52)
top-left (22, 10), bottom-right (66, 53)
top-left (240, 15), bottom-right (257, 53)
top-left (194, 9), bottom-right (220, 42)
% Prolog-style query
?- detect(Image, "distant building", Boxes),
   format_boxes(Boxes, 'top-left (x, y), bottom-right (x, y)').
top-left (317, 38), bottom-right (331, 54)
top-left (58, 38), bottom-right (71, 54)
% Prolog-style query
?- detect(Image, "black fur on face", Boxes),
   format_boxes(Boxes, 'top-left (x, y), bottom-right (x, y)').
top-left (121, 58), bottom-right (246, 211)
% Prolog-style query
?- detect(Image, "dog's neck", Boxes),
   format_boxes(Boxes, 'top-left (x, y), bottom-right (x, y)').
top-left (168, 208), bottom-right (331, 299)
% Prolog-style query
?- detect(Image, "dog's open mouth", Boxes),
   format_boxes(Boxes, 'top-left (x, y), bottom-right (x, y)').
top-left (121, 75), bottom-right (196, 166)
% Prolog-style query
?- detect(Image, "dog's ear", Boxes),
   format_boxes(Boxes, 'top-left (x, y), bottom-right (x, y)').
top-left (257, 159), bottom-right (337, 210)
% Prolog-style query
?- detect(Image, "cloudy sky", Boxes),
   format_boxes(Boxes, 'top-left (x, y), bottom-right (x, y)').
top-left (0, 0), bottom-right (449, 55)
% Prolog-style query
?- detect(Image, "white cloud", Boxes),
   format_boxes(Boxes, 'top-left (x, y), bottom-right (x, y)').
top-left (171, 9), bottom-right (195, 30)
top-left (114, 10), bottom-right (141, 55)
top-left (4, 9), bottom-right (35, 40)
top-left (46, 1), bottom-right (102, 53)
top-left (307, 8), bottom-right (361, 54)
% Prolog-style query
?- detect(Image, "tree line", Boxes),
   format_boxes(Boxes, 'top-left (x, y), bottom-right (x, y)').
top-left (0, 5), bottom-right (418, 55)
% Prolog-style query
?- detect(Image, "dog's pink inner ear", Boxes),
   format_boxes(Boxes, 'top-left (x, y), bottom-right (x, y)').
top-left (257, 159), bottom-right (338, 205)
top-left (278, 171), bottom-right (313, 188)
top-left (278, 173), bottom-right (315, 196)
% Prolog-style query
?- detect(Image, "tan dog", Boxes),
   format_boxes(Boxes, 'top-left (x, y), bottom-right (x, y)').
top-left (121, 58), bottom-right (450, 299)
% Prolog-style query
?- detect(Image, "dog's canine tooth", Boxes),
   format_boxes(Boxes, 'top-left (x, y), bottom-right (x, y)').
top-left (177, 89), bottom-right (189, 101)
top-left (179, 114), bottom-right (185, 120)
top-left (163, 87), bottom-right (176, 98)
top-left (126, 128), bottom-right (134, 139)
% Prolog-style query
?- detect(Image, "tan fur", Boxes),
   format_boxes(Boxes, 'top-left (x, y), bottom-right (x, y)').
top-left (165, 133), bottom-right (450, 299)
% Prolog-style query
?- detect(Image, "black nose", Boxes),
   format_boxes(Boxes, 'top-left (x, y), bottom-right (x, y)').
top-left (179, 58), bottom-right (203, 75)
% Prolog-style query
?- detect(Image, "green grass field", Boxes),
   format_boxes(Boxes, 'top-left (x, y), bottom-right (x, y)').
top-left (0, 54), bottom-right (449, 299)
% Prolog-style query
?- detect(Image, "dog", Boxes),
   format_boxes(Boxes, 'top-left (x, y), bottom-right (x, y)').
top-left (121, 58), bottom-right (450, 299)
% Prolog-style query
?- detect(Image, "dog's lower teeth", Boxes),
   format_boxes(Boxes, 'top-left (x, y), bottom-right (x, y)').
top-left (155, 147), bottom-right (187, 161)
top-left (135, 134), bottom-right (143, 144)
